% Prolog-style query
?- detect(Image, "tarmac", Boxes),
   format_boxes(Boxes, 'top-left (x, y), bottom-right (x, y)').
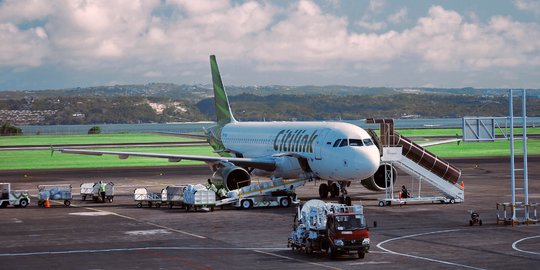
top-left (1, 156), bottom-right (539, 269)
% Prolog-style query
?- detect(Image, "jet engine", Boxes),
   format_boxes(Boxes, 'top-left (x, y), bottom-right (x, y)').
top-left (360, 164), bottom-right (397, 191)
top-left (211, 166), bottom-right (251, 191)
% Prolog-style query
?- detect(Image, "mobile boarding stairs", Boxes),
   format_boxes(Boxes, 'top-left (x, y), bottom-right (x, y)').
top-left (368, 119), bottom-right (464, 206)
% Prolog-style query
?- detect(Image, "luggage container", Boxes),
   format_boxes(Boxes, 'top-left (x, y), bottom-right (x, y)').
top-left (80, 182), bottom-right (114, 202)
top-left (0, 183), bottom-right (30, 208)
top-left (161, 185), bottom-right (185, 209)
top-left (134, 188), bottom-right (163, 208)
top-left (183, 184), bottom-right (216, 211)
top-left (37, 184), bottom-right (72, 207)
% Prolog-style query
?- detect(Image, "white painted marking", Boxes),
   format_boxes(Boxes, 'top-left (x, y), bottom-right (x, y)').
top-left (0, 247), bottom-right (288, 257)
top-left (83, 207), bottom-right (206, 239)
top-left (512, 235), bottom-right (540, 255)
top-left (69, 212), bottom-right (113, 216)
top-left (253, 250), bottom-right (342, 270)
top-left (376, 229), bottom-right (486, 270)
top-left (349, 261), bottom-right (391, 265)
top-left (125, 229), bottom-right (171, 236)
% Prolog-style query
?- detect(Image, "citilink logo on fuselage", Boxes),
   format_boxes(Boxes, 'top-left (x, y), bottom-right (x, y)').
top-left (273, 129), bottom-right (319, 153)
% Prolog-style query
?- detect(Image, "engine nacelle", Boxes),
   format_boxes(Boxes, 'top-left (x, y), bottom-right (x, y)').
top-left (360, 164), bottom-right (397, 191)
top-left (211, 166), bottom-right (251, 191)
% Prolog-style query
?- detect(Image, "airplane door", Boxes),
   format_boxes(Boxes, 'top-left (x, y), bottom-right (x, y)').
top-left (315, 129), bottom-right (330, 160)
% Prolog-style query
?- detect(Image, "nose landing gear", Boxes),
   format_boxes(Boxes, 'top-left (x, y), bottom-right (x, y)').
top-left (318, 181), bottom-right (352, 206)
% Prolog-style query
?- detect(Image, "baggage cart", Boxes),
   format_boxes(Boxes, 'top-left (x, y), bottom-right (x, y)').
top-left (161, 185), bottom-right (185, 209)
top-left (0, 183), bottom-right (30, 208)
top-left (80, 182), bottom-right (114, 202)
top-left (37, 184), bottom-right (72, 207)
top-left (183, 184), bottom-right (216, 211)
top-left (134, 188), bottom-right (163, 208)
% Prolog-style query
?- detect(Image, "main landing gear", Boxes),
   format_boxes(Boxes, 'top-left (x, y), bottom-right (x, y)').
top-left (318, 181), bottom-right (352, 206)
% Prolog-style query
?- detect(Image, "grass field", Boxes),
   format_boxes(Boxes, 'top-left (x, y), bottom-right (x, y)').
top-left (0, 130), bottom-right (538, 170)
top-left (0, 146), bottom-right (217, 170)
top-left (0, 133), bottom-right (197, 146)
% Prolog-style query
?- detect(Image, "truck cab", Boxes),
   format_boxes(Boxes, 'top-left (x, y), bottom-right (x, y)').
top-left (326, 212), bottom-right (370, 258)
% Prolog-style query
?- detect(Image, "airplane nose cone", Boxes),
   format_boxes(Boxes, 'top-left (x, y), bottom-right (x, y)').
top-left (366, 147), bottom-right (380, 174)
top-left (355, 147), bottom-right (380, 179)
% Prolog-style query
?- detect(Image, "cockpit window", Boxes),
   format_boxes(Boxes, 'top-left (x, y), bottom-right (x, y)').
top-left (363, 138), bottom-right (374, 146)
top-left (339, 139), bottom-right (348, 147)
top-left (349, 139), bottom-right (364, 146)
top-left (333, 139), bottom-right (341, 147)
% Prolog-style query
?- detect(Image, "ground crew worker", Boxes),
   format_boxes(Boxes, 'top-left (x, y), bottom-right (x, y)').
top-left (99, 181), bottom-right (106, 202)
top-left (206, 179), bottom-right (217, 193)
top-left (217, 188), bottom-right (227, 199)
top-left (401, 185), bottom-right (410, 199)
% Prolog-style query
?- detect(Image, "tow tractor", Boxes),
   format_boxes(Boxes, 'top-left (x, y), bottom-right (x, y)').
top-left (288, 199), bottom-right (370, 259)
top-left (0, 183), bottom-right (30, 208)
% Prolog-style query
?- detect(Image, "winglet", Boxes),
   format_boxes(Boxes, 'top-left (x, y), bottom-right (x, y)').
top-left (210, 55), bottom-right (236, 125)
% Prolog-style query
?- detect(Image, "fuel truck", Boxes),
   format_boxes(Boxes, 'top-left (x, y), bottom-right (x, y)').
top-left (288, 199), bottom-right (370, 259)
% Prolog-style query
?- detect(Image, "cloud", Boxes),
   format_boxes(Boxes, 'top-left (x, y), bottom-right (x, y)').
top-left (368, 0), bottom-right (385, 13)
top-left (0, 1), bottom-right (539, 88)
top-left (514, 0), bottom-right (540, 15)
top-left (0, 23), bottom-right (48, 67)
top-left (0, 0), bottom-right (54, 23)
top-left (356, 16), bottom-right (387, 31)
top-left (388, 8), bottom-right (408, 24)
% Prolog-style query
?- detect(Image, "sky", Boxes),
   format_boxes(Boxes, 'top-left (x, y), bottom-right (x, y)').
top-left (1, 0), bottom-right (540, 90)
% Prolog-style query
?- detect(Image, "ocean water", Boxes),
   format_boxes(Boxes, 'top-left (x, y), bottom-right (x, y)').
top-left (17, 117), bottom-right (540, 135)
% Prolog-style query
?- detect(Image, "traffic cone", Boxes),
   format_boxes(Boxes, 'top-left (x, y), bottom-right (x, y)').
top-left (45, 199), bottom-right (50, 208)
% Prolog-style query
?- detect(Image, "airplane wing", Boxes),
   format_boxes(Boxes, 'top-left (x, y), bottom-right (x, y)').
top-left (54, 148), bottom-right (276, 171)
top-left (153, 132), bottom-right (208, 140)
top-left (418, 138), bottom-right (461, 147)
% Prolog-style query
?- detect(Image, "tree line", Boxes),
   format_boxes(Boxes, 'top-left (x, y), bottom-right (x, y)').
top-left (1, 93), bottom-right (538, 125)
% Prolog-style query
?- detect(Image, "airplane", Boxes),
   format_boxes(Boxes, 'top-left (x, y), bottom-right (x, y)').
top-left (56, 55), bottom-right (414, 205)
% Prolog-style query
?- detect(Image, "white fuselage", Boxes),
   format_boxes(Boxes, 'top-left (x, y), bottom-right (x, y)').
top-left (220, 121), bottom-right (380, 181)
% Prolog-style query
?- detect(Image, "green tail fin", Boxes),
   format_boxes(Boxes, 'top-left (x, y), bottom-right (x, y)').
top-left (210, 55), bottom-right (236, 125)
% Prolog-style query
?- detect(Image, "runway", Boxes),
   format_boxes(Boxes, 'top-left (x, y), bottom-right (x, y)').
top-left (1, 157), bottom-right (539, 269)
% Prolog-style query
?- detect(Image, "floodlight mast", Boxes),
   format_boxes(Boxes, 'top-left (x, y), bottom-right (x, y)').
top-left (509, 89), bottom-right (516, 221)
top-left (522, 90), bottom-right (529, 220)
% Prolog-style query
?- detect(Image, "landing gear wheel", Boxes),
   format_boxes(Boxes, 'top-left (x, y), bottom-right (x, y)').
top-left (19, 199), bottom-right (28, 208)
top-left (330, 183), bottom-right (340, 197)
top-left (241, 199), bottom-right (253, 209)
top-left (279, 197), bottom-right (291, 207)
top-left (306, 240), bottom-right (313, 254)
top-left (319, 183), bottom-right (329, 199)
top-left (327, 246), bottom-right (335, 259)
top-left (345, 196), bottom-right (352, 206)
